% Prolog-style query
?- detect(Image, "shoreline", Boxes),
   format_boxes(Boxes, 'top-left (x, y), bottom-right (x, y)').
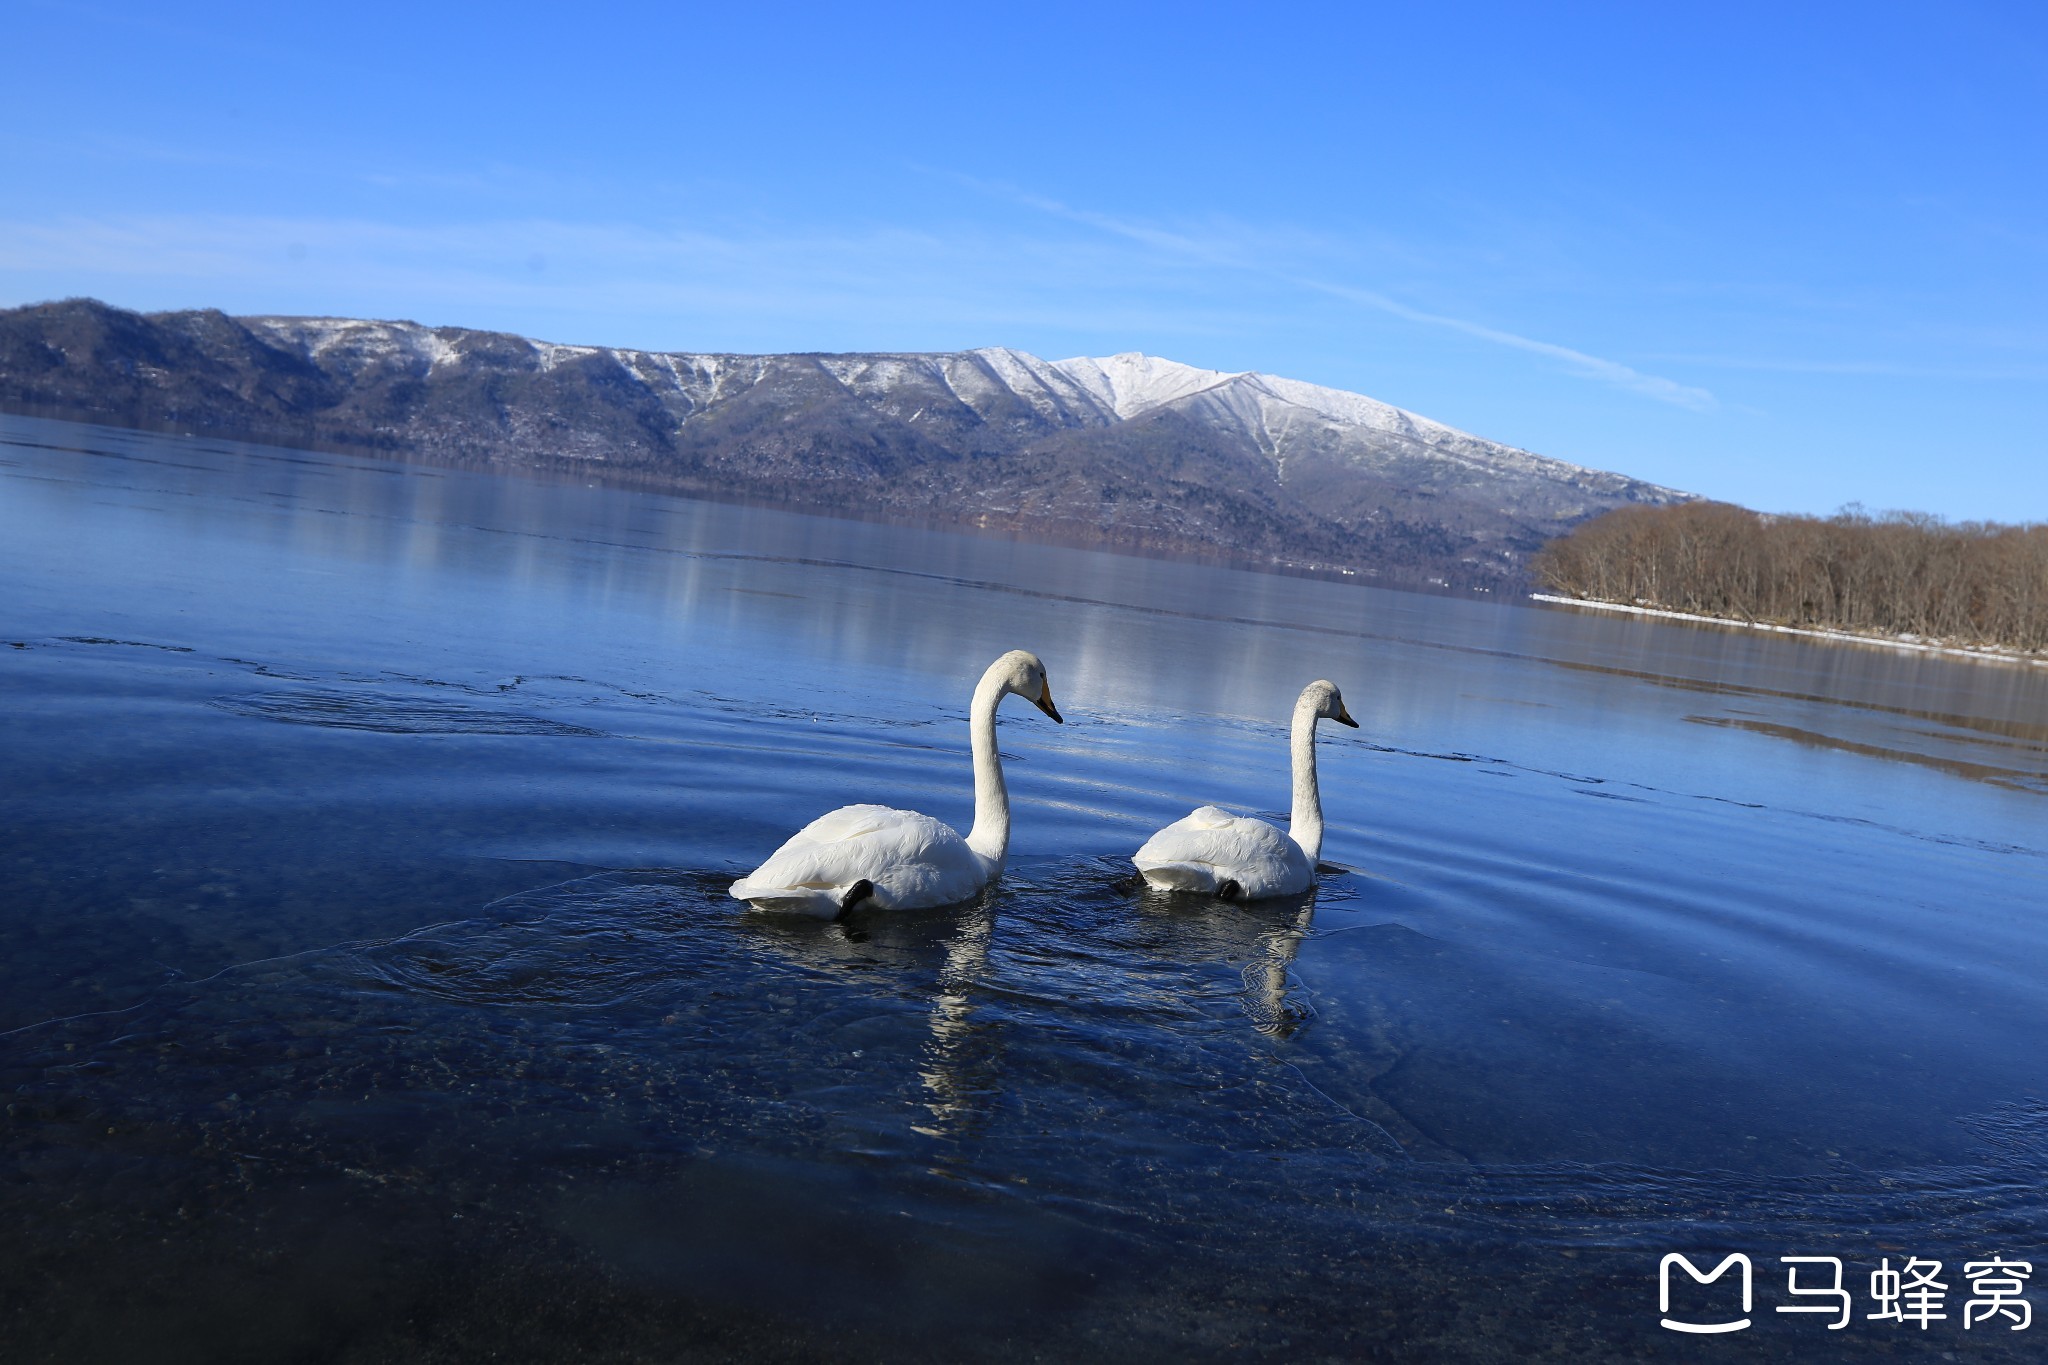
top-left (1529, 593), bottom-right (2048, 668)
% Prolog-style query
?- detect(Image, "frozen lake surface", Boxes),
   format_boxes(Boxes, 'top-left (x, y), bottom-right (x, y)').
top-left (3, 412), bottom-right (2045, 1360)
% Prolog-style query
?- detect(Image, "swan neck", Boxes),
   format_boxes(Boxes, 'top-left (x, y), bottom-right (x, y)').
top-left (1287, 697), bottom-right (1324, 863)
top-left (964, 670), bottom-right (1009, 869)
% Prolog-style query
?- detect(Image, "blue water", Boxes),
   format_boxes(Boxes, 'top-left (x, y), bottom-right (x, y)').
top-left (3, 412), bottom-right (2045, 1361)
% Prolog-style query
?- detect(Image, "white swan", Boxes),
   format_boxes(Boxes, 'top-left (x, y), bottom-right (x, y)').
top-left (729, 650), bottom-right (1062, 917)
top-left (1133, 679), bottom-right (1357, 900)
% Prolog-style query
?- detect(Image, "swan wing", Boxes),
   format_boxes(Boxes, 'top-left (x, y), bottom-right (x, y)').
top-left (730, 804), bottom-right (988, 914)
top-left (1134, 806), bottom-right (1313, 899)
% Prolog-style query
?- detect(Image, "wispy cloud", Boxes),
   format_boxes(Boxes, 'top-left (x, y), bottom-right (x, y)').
top-left (1295, 277), bottom-right (1718, 409)
top-left (975, 178), bottom-right (1718, 412)
top-left (1643, 352), bottom-right (2048, 382)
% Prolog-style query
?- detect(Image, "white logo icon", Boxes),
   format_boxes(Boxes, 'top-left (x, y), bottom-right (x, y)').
top-left (1661, 1253), bottom-right (1753, 1334)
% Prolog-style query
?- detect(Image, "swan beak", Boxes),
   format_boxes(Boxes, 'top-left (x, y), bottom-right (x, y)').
top-left (1335, 704), bottom-right (1359, 728)
top-left (1034, 684), bottom-right (1064, 723)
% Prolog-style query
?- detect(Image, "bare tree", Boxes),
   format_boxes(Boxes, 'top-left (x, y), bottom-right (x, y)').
top-left (1533, 503), bottom-right (2048, 652)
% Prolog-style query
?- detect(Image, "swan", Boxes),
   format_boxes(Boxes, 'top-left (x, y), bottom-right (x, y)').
top-left (1133, 679), bottom-right (1357, 900)
top-left (729, 650), bottom-right (1063, 917)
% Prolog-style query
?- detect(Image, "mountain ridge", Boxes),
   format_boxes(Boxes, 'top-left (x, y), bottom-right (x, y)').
top-left (0, 298), bottom-right (1693, 589)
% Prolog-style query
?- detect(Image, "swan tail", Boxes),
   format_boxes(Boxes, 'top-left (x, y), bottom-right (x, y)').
top-left (728, 878), bottom-right (852, 918)
top-left (1136, 861), bottom-right (1225, 894)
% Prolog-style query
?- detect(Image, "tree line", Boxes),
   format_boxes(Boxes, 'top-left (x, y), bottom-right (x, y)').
top-left (1533, 501), bottom-right (2048, 652)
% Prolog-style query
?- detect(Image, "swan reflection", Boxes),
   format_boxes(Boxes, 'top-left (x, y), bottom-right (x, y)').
top-left (727, 868), bottom-right (1334, 1151)
top-left (1131, 879), bottom-right (1323, 1039)
top-left (912, 898), bottom-right (997, 1138)
top-left (731, 891), bottom-right (1007, 1143)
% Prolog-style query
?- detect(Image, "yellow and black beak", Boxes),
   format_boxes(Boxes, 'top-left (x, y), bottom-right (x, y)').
top-left (1034, 683), bottom-right (1064, 724)
top-left (1335, 704), bottom-right (1359, 729)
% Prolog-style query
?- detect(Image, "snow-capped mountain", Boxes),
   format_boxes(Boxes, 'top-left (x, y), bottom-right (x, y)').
top-left (0, 300), bottom-right (1693, 588)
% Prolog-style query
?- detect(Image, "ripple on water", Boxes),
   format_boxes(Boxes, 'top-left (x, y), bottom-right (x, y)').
top-left (8, 869), bottom-right (2046, 1258)
top-left (211, 688), bottom-right (607, 736)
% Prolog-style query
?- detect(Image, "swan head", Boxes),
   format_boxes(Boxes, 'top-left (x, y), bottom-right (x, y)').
top-left (990, 649), bottom-right (1063, 723)
top-left (1303, 679), bottom-right (1358, 728)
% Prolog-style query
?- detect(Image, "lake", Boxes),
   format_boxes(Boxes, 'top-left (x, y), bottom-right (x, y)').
top-left (3, 411), bottom-right (2045, 1361)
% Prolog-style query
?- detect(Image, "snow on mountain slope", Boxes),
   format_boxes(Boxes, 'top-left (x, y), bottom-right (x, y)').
top-left (1047, 352), bottom-right (1239, 420)
top-left (957, 347), bottom-right (1122, 426)
top-left (1032, 351), bottom-right (1655, 492)
top-left (237, 313), bottom-right (1684, 504)
top-left (1206, 371), bottom-right (1632, 487)
top-left (249, 316), bottom-right (463, 375)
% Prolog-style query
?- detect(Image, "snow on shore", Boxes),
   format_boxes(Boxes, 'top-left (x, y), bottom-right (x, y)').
top-left (1529, 594), bottom-right (2048, 668)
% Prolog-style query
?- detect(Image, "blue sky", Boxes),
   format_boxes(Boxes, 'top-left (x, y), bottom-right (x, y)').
top-left (4, 1), bottom-right (2044, 520)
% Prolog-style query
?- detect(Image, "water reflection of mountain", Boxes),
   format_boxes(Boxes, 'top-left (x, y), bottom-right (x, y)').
top-left (17, 410), bottom-right (2045, 779)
